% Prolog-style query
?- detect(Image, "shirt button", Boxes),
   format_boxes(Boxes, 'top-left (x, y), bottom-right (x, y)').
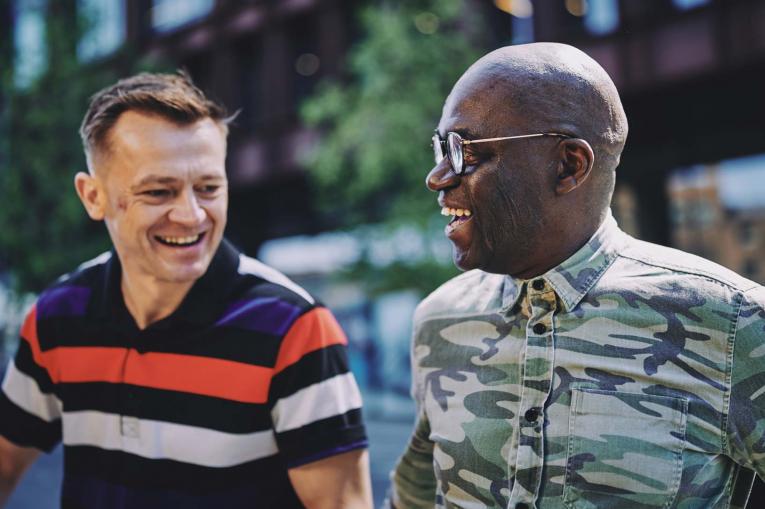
top-left (524, 408), bottom-right (539, 422)
top-left (532, 279), bottom-right (545, 291)
top-left (533, 323), bottom-right (546, 334)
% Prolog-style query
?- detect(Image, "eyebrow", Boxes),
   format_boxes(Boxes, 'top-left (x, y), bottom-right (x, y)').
top-left (130, 174), bottom-right (225, 191)
top-left (435, 127), bottom-right (482, 140)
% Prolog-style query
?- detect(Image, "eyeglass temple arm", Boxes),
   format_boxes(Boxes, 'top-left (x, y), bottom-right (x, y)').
top-left (462, 133), bottom-right (571, 145)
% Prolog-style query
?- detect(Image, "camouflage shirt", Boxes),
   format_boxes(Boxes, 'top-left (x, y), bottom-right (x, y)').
top-left (391, 214), bottom-right (765, 509)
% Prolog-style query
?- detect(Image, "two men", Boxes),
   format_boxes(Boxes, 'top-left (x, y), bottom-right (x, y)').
top-left (391, 43), bottom-right (765, 508)
top-left (0, 73), bottom-right (372, 508)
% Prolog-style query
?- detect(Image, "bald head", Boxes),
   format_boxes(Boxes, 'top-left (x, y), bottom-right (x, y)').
top-left (448, 42), bottom-right (627, 175)
top-left (430, 43), bottom-right (629, 276)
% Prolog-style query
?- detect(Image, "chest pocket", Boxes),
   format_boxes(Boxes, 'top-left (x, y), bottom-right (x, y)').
top-left (563, 387), bottom-right (688, 509)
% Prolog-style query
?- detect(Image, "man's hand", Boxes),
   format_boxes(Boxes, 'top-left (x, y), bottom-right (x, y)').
top-left (288, 448), bottom-right (372, 509)
top-left (0, 435), bottom-right (40, 508)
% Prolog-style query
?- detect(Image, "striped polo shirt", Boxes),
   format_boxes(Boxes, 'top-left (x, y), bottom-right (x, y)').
top-left (0, 240), bottom-right (367, 508)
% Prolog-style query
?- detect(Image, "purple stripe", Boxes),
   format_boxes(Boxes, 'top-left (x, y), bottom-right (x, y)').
top-left (37, 286), bottom-right (91, 319)
top-left (215, 297), bottom-right (303, 336)
top-left (287, 439), bottom-right (369, 468)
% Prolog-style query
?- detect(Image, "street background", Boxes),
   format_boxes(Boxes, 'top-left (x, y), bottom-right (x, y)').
top-left (2, 0), bottom-right (765, 507)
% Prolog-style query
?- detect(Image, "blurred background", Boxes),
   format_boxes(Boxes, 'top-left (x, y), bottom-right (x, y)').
top-left (1, 0), bottom-right (765, 507)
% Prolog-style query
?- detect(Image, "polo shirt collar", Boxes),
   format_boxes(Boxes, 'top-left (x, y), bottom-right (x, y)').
top-left (94, 238), bottom-right (241, 331)
top-left (501, 212), bottom-right (628, 312)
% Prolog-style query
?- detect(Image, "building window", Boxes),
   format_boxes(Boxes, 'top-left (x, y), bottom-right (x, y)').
top-left (494, 0), bottom-right (535, 43)
top-left (13, 0), bottom-right (47, 88)
top-left (77, 0), bottom-right (125, 62)
top-left (234, 38), bottom-right (263, 131)
top-left (672, 0), bottom-right (711, 10)
top-left (584, 0), bottom-right (620, 36)
top-left (290, 15), bottom-right (321, 107)
top-left (743, 259), bottom-right (758, 279)
top-left (151, 0), bottom-right (214, 33)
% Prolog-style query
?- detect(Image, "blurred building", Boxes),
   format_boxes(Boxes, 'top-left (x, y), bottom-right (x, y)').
top-left (498, 0), bottom-right (765, 245)
top-left (669, 164), bottom-right (765, 284)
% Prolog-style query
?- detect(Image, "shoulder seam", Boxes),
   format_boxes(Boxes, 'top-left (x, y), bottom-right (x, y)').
top-left (617, 252), bottom-right (758, 293)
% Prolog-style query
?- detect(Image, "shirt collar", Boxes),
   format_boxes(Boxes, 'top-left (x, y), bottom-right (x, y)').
top-left (94, 238), bottom-right (242, 331)
top-left (501, 212), bottom-right (627, 312)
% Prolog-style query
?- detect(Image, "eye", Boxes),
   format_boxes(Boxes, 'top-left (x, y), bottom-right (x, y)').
top-left (196, 185), bottom-right (221, 195)
top-left (142, 189), bottom-right (171, 198)
top-left (463, 146), bottom-right (483, 166)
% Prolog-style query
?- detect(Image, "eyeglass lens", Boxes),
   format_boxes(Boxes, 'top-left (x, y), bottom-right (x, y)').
top-left (447, 132), bottom-right (464, 174)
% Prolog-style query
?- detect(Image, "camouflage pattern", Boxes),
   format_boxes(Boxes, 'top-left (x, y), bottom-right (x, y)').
top-left (390, 214), bottom-right (765, 508)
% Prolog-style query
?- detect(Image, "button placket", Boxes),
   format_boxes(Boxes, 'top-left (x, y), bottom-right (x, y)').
top-left (508, 280), bottom-right (557, 509)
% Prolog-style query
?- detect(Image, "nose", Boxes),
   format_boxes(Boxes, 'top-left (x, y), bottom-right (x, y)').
top-left (169, 190), bottom-right (206, 225)
top-left (426, 159), bottom-right (460, 192)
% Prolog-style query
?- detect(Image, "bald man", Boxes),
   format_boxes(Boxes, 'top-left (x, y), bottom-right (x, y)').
top-left (389, 43), bottom-right (765, 509)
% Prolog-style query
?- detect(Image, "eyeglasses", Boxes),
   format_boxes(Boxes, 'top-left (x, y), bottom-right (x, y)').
top-left (432, 130), bottom-right (572, 175)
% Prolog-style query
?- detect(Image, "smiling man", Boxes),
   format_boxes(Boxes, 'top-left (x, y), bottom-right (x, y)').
top-left (389, 43), bottom-right (765, 508)
top-left (0, 72), bottom-right (371, 509)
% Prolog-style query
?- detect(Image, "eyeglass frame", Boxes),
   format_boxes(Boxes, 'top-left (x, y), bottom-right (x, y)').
top-left (432, 130), bottom-right (572, 175)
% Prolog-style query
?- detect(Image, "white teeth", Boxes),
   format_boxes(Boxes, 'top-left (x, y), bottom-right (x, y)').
top-left (440, 207), bottom-right (473, 217)
top-left (159, 234), bottom-right (200, 245)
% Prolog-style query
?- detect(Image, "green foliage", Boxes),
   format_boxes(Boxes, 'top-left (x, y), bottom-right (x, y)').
top-left (0, 4), bottom-right (164, 292)
top-left (301, 0), bottom-right (481, 294)
top-left (302, 0), bottom-right (481, 227)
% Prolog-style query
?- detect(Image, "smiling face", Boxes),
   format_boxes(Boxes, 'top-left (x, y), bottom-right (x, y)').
top-left (427, 73), bottom-right (563, 276)
top-left (88, 111), bottom-right (228, 287)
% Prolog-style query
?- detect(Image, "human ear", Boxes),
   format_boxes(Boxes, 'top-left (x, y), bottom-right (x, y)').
top-left (74, 172), bottom-right (106, 220)
top-left (555, 139), bottom-right (594, 195)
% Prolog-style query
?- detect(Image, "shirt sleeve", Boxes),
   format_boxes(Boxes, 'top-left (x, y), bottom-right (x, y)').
top-left (269, 306), bottom-right (367, 468)
top-left (389, 312), bottom-right (437, 508)
top-left (389, 411), bottom-right (437, 508)
top-left (726, 286), bottom-right (765, 476)
top-left (0, 304), bottom-right (62, 452)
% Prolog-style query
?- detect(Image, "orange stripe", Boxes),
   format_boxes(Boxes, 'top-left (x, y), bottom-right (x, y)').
top-left (274, 307), bottom-right (348, 374)
top-left (18, 322), bottom-right (272, 404)
top-left (20, 305), bottom-right (43, 367)
top-left (41, 347), bottom-right (127, 384)
top-left (124, 352), bottom-right (272, 404)
top-left (36, 347), bottom-right (273, 404)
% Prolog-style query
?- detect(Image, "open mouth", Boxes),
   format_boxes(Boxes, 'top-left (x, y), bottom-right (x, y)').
top-left (155, 232), bottom-right (206, 247)
top-left (441, 206), bottom-right (473, 234)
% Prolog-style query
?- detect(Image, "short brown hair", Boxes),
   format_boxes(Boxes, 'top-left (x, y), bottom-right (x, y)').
top-left (80, 70), bottom-right (230, 163)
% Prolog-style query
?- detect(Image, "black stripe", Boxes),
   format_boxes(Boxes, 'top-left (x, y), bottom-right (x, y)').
top-left (36, 316), bottom-right (285, 367)
top-left (269, 344), bottom-right (350, 402)
top-left (63, 445), bottom-right (301, 500)
top-left (0, 391), bottom-right (61, 452)
top-left (37, 316), bottom-right (122, 351)
top-left (60, 473), bottom-right (306, 509)
top-left (12, 340), bottom-right (56, 393)
top-left (59, 382), bottom-right (273, 434)
top-left (274, 409), bottom-right (367, 465)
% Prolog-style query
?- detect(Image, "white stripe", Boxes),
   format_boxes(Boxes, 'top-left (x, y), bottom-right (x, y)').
top-left (238, 254), bottom-right (315, 305)
top-left (1, 361), bottom-right (62, 422)
top-left (272, 372), bottom-right (363, 433)
top-left (57, 251), bottom-right (112, 282)
top-left (77, 251), bottom-right (112, 271)
top-left (62, 410), bottom-right (279, 468)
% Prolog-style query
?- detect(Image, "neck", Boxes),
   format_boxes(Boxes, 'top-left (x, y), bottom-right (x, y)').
top-left (512, 210), bottom-right (606, 280)
top-left (121, 273), bottom-right (193, 330)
